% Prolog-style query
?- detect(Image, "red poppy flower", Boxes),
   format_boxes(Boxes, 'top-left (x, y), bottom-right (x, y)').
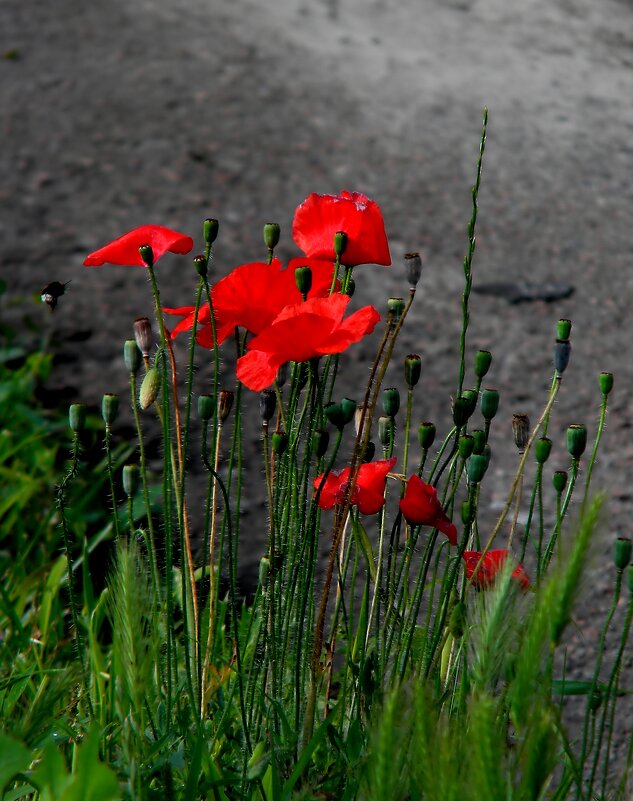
top-left (314, 457), bottom-right (397, 515)
top-left (462, 549), bottom-right (530, 590)
top-left (399, 475), bottom-right (458, 546)
top-left (292, 191), bottom-right (391, 267)
top-left (84, 225), bottom-right (193, 267)
top-left (163, 257), bottom-right (337, 347)
top-left (236, 294), bottom-right (380, 391)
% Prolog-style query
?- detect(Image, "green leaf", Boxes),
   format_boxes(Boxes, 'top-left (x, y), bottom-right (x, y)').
top-left (0, 734), bottom-right (31, 794)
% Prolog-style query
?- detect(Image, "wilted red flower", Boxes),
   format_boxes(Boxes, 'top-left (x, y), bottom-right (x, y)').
top-left (236, 294), bottom-right (380, 391)
top-left (462, 549), bottom-right (530, 590)
top-left (163, 257), bottom-right (336, 347)
top-left (292, 191), bottom-right (391, 267)
top-left (399, 475), bottom-right (458, 546)
top-left (314, 456), bottom-right (397, 515)
top-left (84, 225), bottom-right (193, 267)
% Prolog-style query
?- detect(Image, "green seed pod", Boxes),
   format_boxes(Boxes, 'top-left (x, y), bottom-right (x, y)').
top-left (311, 428), bottom-right (330, 458)
top-left (471, 429), bottom-right (486, 455)
top-left (193, 254), bottom-right (208, 278)
top-left (461, 500), bottom-right (475, 525)
top-left (387, 297), bottom-right (405, 322)
top-left (362, 441), bottom-right (376, 463)
top-left (133, 317), bottom-right (153, 359)
top-left (512, 413), bottom-right (530, 451)
top-left (69, 403), bottom-right (87, 433)
top-left (554, 339), bottom-right (572, 376)
top-left (259, 389), bottom-right (276, 423)
top-left (404, 354), bottom-right (422, 389)
top-left (557, 318), bottom-right (572, 342)
top-left (203, 218), bottom-right (219, 245)
top-left (333, 230), bottom-right (348, 258)
top-left (452, 396), bottom-right (471, 428)
top-left (122, 464), bottom-right (139, 498)
top-left (295, 265), bottom-right (312, 296)
top-left (462, 390), bottom-right (478, 417)
top-left (404, 252), bottom-right (422, 288)
top-left (340, 398), bottom-right (357, 426)
top-left (418, 422), bottom-right (436, 450)
top-left (458, 434), bottom-right (474, 460)
top-left (263, 222), bottom-right (280, 251)
top-left (138, 243), bottom-right (154, 267)
top-left (124, 339), bottom-right (142, 374)
top-left (535, 437), bottom-right (553, 464)
top-left (139, 367), bottom-right (161, 410)
top-left (382, 387), bottom-right (400, 417)
top-left (467, 453), bottom-right (489, 484)
top-left (614, 537), bottom-right (632, 571)
top-left (102, 393), bottom-right (120, 427)
top-left (378, 415), bottom-right (394, 448)
top-left (198, 394), bottom-right (215, 421)
top-left (324, 402), bottom-right (345, 430)
top-left (599, 372), bottom-right (614, 397)
top-left (566, 423), bottom-right (588, 460)
top-left (448, 601), bottom-right (467, 639)
top-left (481, 388), bottom-right (500, 421)
top-left (474, 349), bottom-right (492, 379)
top-left (553, 470), bottom-right (568, 494)
top-left (218, 390), bottom-right (234, 423)
top-left (272, 430), bottom-right (288, 456)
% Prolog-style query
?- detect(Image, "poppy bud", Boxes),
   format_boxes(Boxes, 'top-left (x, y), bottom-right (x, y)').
top-left (139, 367), bottom-right (160, 410)
top-left (122, 464), bottom-right (139, 498)
top-left (553, 470), bottom-right (568, 494)
top-left (333, 231), bottom-right (348, 258)
top-left (263, 222), bottom-right (280, 251)
top-left (599, 372), bottom-right (614, 397)
top-left (557, 318), bottom-right (572, 342)
top-left (512, 414), bottom-right (530, 451)
top-left (458, 434), bottom-right (474, 460)
top-left (378, 415), bottom-right (394, 448)
top-left (69, 403), bottom-right (87, 433)
top-left (218, 390), bottom-right (234, 423)
top-left (387, 297), bottom-right (405, 322)
top-left (362, 441), bottom-right (376, 462)
top-left (203, 218), bottom-right (219, 245)
top-left (452, 396), bottom-right (471, 428)
top-left (404, 252), bottom-right (422, 288)
top-left (404, 354), bottom-right (422, 389)
top-left (102, 393), bottom-right (120, 427)
top-left (554, 340), bottom-right (572, 376)
top-left (295, 265), bottom-right (312, 297)
top-left (138, 244), bottom-right (154, 267)
top-left (382, 387), bottom-right (400, 417)
top-left (418, 422), bottom-right (436, 450)
top-left (614, 537), bottom-right (632, 571)
top-left (462, 390), bottom-right (478, 417)
top-left (124, 339), bottom-right (142, 374)
top-left (481, 388), bottom-right (500, 421)
top-left (566, 423), bottom-right (587, 460)
top-left (258, 556), bottom-right (270, 587)
top-left (461, 500), bottom-right (475, 525)
top-left (344, 277), bottom-right (356, 298)
top-left (272, 430), bottom-right (288, 456)
top-left (324, 402), bottom-right (345, 430)
top-left (535, 437), bottom-right (552, 464)
top-left (467, 453), bottom-right (489, 484)
top-left (340, 398), bottom-right (357, 426)
top-left (471, 429), bottom-right (486, 455)
top-left (259, 389), bottom-right (276, 423)
top-left (276, 362), bottom-right (289, 387)
top-left (449, 600), bottom-right (467, 639)
top-left (193, 254), bottom-right (208, 278)
top-left (198, 394), bottom-right (215, 421)
top-left (134, 317), bottom-right (153, 360)
top-left (312, 429), bottom-right (330, 458)
top-left (474, 349), bottom-right (492, 379)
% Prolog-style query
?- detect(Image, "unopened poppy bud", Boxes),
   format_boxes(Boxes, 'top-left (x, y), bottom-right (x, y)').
top-left (138, 243), bottom-right (154, 267)
top-left (512, 414), bottom-right (530, 451)
top-left (198, 394), bottom-right (215, 420)
top-left (102, 393), bottom-right (120, 427)
top-left (312, 429), bottom-right (330, 458)
top-left (122, 464), bottom-right (139, 498)
top-left (218, 390), bottom-right (234, 423)
top-left (554, 340), bottom-right (572, 376)
top-left (458, 434), bottom-right (474, 460)
top-left (474, 350), bottom-right (492, 380)
top-left (378, 415), bottom-right (394, 447)
top-left (139, 367), bottom-right (160, 410)
top-left (535, 437), bottom-right (553, 464)
top-left (124, 339), bottom-right (142, 374)
top-left (193, 254), bottom-right (208, 278)
top-left (471, 429), bottom-right (486, 455)
top-left (553, 470), bottom-right (568, 494)
top-left (599, 372), bottom-right (614, 397)
top-left (449, 600), bottom-right (467, 638)
top-left (295, 265), bottom-right (312, 297)
top-left (362, 441), bottom-right (376, 463)
top-left (418, 422), bottom-right (436, 450)
top-left (324, 402), bottom-right (345, 430)
top-left (387, 297), bottom-right (405, 323)
top-left (333, 231), bottom-right (348, 258)
top-left (481, 388), bottom-right (500, 421)
top-left (382, 387), bottom-right (400, 417)
top-left (461, 500), bottom-right (475, 525)
top-left (344, 277), bottom-right (356, 298)
top-left (272, 430), bottom-right (288, 456)
top-left (276, 362), bottom-right (289, 387)
top-left (263, 222), bottom-right (280, 251)
top-left (134, 317), bottom-right (153, 359)
top-left (467, 453), bottom-right (489, 484)
top-left (404, 252), bottom-right (422, 288)
top-left (566, 423), bottom-right (587, 459)
top-left (340, 398), bottom-right (357, 426)
top-left (203, 218), bottom-right (219, 245)
top-left (404, 354), bottom-right (422, 389)
top-left (258, 555), bottom-right (270, 587)
top-left (69, 403), bottom-right (87, 433)
top-left (614, 537), bottom-right (632, 571)
top-left (452, 396), bottom-right (471, 428)
top-left (259, 389), bottom-right (276, 423)
top-left (557, 318), bottom-right (572, 342)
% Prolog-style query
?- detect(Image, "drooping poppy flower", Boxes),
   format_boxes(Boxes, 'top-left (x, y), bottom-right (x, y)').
top-left (84, 225), bottom-right (193, 267)
top-left (399, 475), bottom-right (458, 546)
top-left (462, 549), bottom-right (530, 591)
top-left (292, 191), bottom-right (391, 267)
top-left (314, 457), bottom-right (397, 515)
top-left (236, 294), bottom-right (380, 391)
top-left (163, 257), bottom-right (337, 348)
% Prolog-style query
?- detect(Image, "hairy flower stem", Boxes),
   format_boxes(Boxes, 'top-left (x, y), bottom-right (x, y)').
top-left (581, 391), bottom-right (609, 516)
top-left (104, 426), bottom-right (121, 540)
top-left (543, 458), bottom-right (579, 573)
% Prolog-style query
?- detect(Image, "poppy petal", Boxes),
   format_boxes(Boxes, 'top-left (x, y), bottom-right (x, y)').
top-left (84, 225), bottom-right (193, 267)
